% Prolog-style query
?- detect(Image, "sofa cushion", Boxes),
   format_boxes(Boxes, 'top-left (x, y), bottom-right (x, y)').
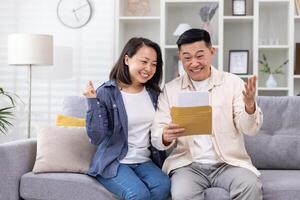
top-left (245, 96), bottom-right (300, 169)
top-left (260, 170), bottom-right (300, 200)
top-left (62, 96), bottom-right (88, 118)
top-left (20, 172), bottom-right (118, 200)
top-left (32, 126), bottom-right (96, 173)
top-left (20, 172), bottom-right (228, 200)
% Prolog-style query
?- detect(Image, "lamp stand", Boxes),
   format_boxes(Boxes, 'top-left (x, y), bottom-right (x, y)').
top-left (27, 64), bottom-right (32, 138)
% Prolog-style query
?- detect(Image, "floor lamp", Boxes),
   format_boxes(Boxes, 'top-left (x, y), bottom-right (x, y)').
top-left (8, 33), bottom-right (53, 138)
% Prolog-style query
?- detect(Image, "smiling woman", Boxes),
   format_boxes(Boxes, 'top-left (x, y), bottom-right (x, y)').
top-left (82, 37), bottom-right (170, 200)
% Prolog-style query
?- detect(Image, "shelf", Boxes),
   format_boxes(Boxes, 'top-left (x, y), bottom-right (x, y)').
top-left (258, 45), bottom-right (289, 49)
top-left (258, 87), bottom-right (289, 91)
top-left (295, 16), bottom-right (300, 20)
top-left (258, 0), bottom-right (289, 3)
top-left (119, 16), bottom-right (160, 21)
top-left (164, 45), bottom-right (219, 49)
top-left (165, 45), bottom-right (177, 49)
top-left (238, 75), bottom-right (253, 79)
top-left (223, 16), bottom-right (254, 23)
top-left (294, 75), bottom-right (300, 79)
top-left (119, 16), bottom-right (160, 24)
top-left (165, 0), bottom-right (219, 3)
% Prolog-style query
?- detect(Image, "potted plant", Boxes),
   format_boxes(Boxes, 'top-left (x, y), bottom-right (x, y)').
top-left (0, 87), bottom-right (17, 135)
top-left (259, 54), bottom-right (289, 87)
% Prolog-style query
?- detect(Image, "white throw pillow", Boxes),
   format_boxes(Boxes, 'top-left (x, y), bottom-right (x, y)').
top-left (33, 126), bottom-right (96, 173)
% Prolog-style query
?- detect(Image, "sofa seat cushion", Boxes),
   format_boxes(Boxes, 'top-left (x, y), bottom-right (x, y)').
top-left (260, 170), bottom-right (300, 200)
top-left (20, 172), bottom-right (118, 200)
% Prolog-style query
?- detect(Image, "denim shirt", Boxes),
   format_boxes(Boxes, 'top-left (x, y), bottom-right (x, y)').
top-left (86, 80), bottom-right (166, 178)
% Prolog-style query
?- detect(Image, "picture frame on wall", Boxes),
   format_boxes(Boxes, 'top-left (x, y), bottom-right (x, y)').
top-left (232, 0), bottom-right (246, 16)
top-left (229, 50), bottom-right (249, 75)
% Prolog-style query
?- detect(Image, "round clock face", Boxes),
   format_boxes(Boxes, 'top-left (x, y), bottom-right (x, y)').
top-left (57, 0), bottom-right (92, 29)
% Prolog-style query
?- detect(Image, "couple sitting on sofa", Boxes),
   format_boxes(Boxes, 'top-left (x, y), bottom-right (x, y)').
top-left (83, 29), bottom-right (263, 200)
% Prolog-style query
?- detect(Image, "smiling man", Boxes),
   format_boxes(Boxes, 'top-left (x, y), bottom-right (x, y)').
top-left (151, 29), bottom-right (263, 200)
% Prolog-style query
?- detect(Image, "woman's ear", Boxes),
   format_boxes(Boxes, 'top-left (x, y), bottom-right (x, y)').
top-left (124, 55), bottom-right (129, 66)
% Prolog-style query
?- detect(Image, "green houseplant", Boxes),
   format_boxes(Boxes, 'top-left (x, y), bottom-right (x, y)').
top-left (0, 87), bottom-right (17, 135)
top-left (259, 54), bottom-right (289, 87)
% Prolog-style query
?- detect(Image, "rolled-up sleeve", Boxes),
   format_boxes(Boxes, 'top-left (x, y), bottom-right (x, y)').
top-left (233, 79), bottom-right (263, 136)
top-left (86, 90), bottom-right (109, 145)
top-left (151, 87), bottom-right (176, 150)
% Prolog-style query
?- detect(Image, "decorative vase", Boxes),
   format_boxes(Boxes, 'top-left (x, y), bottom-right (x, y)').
top-left (266, 74), bottom-right (277, 87)
top-left (201, 21), bottom-right (213, 38)
top-left (126, 0), bottom-right (150, 16)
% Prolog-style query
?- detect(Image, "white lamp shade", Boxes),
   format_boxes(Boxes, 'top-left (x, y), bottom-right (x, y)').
top-left (173, 23), bottom-right (192, 36)
top-left (8, 33), bottom-right (53, 66)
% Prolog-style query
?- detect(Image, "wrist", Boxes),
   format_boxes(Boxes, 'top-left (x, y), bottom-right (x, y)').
top-left (245, 102), bottom-right (256, 114)
top-left (162, 134), bottom-right (171, 146)
top-left (246, 102), bottom-right (255, 108)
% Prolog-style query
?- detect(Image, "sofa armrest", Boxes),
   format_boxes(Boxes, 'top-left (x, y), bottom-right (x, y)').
top-left (0, 139), bottom-right (36, 200)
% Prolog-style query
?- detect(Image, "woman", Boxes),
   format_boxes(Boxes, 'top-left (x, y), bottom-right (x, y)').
top-left (83, 37), bottom-right (170, 200)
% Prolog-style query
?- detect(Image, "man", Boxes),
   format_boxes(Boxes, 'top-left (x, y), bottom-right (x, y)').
top-left (151, 28), bottom-right (263, 200)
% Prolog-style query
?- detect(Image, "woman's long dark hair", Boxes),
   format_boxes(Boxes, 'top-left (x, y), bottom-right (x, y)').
top-left (109, 37), bottom-right (163, 92)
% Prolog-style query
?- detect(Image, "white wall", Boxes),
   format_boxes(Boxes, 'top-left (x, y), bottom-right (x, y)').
top-left (0, 0), bottom-right (115, 143)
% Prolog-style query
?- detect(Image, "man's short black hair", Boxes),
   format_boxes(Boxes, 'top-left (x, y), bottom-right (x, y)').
top-left (176, 28), bottom-right (212, 49)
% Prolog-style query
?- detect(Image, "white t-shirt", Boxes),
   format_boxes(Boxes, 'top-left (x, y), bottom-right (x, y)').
top-left (119, 87), bottom-right (154, 164)
top-left (191, 78), bottom-right (223, 164)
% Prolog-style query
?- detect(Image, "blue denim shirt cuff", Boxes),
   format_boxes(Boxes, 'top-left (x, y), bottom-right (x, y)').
top-left (87, 98), bottom-right (100, 110)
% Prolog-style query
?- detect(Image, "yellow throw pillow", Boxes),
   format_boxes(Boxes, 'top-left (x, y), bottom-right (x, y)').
top-left (56, 114), bottom-right (85, 127)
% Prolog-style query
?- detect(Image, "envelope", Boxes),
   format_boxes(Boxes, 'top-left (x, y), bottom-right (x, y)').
top-left (171, 106), bottom-right (212, 135)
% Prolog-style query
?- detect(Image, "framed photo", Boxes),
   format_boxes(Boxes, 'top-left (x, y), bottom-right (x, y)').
top-left (232, 0), bottom-right (246, 16)
top-left (229, 50), bottom-right (249, 75)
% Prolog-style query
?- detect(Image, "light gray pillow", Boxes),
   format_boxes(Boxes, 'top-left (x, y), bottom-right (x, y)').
top-left (62, 96), bottom-right (88, 118)
top-left (33, 126), bottom-right (96, 173)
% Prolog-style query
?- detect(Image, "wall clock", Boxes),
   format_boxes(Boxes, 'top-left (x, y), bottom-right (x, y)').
top-left (57, 0), bottom-right (92, 29)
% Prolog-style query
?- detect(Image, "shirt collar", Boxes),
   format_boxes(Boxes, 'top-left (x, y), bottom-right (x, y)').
top-left (181, 66), bottom-right (224, 90)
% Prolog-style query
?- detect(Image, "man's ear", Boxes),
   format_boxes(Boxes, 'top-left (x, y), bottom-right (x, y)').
top-left (177, 51), bottom-right (181, 61)
top-left (210, 47), bottom-right (216, 56)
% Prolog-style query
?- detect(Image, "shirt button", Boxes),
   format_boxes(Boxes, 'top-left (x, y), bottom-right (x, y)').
top-left (97, 101), bottom-right (100, 105)
top-left (98, 115), bottom-right (101, 118)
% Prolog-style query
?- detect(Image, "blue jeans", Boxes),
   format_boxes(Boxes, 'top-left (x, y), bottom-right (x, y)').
top-left (96, 161), bottom-right (170, 200)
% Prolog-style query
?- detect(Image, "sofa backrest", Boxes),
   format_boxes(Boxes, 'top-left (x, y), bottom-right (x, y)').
top-left (245, 96), bottom-right (300, 170)
top-left (64, 96), bottom-right (300, 170)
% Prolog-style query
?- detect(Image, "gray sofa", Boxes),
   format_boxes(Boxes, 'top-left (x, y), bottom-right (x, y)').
top-left (1, 96), bottom-right (300, 200)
